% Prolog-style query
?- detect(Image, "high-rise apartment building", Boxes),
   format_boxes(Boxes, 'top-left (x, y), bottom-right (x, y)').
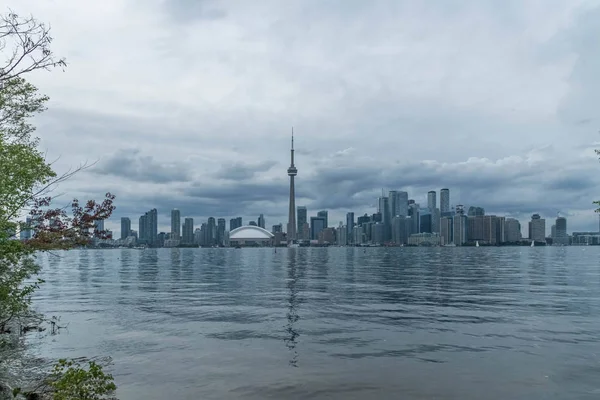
top-left (297, 206), bottom-right (307, 239)
top-left (440, 188), bottom-right (450, 214)
top-left (504, 218), bottom-right (521, 243)
top-left (138, 215), bottom-right (147, 243)
top-left (147, 209), bottom-right (158, 246)
top-left (317, 210), bottom-right (328, 228)
top-left (388, 190), bottom-right (398, 217)
top-left (217, 218), bottom-right (226, 246)
top-left (19, 217), bottom-right (33, 240)
top-left (453, 205), bottom-right (467, 245)
top-left (346, 212), bottom-right (354, 243)
top-left (182, 217), bottom-right (194, 245)
top-left (427, 191), bottom-right (436, 211)
top-left (94, 219), bottom-right (105, 234)
top-left (378, 196), bottom-right (391, 241)
top-left (440, 216), bottom-right (453, 245)
top-left (431, 208), bottom-right (440, 234)
top-left (120, 217), bottom-right (131, 240)
top-left (310, 216), bottom-right (326, 240)
top-left (468, 206), bottom-right (485, 216)
top-left (391, 215), bottom-right (409, 245)
top-left (336, 223), bottom-right (347, 245)
top-left (555, 216), bottom-right (568, 245)
top-left (229, 217), bottom-right (242, 231)
top-left (171, 209), bottom-right (181, 239)
top-left (420, 211), bottom-right (432, 233)
top-left (397, 191), bottom-right (408, 217)
top-left (408, 203), bottom-right (420, 235)
top-left (272, 224), bottom-right (283, 233)
top-left (468, 215), bottom-right (485, 242)
top-left (207, 217), bottom-right (216, 246)
top-left (529, 214), bottom-right (546, 243)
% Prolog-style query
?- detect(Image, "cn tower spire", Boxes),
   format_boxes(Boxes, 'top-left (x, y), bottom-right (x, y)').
top-left (287, 127), bottom-right (298, 243)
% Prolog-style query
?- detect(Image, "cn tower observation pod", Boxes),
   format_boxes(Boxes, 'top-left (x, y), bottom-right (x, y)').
top-left (229, 226), bottom-right (274, 247)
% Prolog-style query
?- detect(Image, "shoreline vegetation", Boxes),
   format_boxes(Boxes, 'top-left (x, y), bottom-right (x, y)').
top-left (0, 9), bottom-right (118, 400)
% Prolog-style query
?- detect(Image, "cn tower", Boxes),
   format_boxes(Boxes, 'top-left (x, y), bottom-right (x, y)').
top-left (287, 128), bottom-right (297, 242)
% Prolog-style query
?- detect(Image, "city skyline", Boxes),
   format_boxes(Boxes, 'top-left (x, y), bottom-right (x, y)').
top-left (112, 185), bottom-right (588, 241)
top-left (18, 1), bottom-right (600, 235)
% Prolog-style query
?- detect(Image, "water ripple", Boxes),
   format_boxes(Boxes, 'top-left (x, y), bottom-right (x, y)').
top-left (27, 247), bottom-right (600, 400)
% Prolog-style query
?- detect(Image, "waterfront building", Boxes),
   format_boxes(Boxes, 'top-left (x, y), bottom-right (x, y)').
top-left (346, 212), bottom-right (354, 244)
top-left (120, 217), bottom-right (131, 240)
top-left (554, 216), bottom-right (568, 245)
top-left (171, 209), bottom-right (181, 240)
top-left (504, 218), bottom-right (521, 243)
top-left (297, 206), bottom-right (308, 240)
top-left (427, 191), bottom-right (436, 211)
top-left (182, 217), bottom-right (194, 245)
top-left (440, 188), bottom-right (450, 214)
top-left (317, 210), bottom-right (328, 228)
top-left (229, 226), bottom-right (274, 247)
top-left (453, 205), bottom-right (467, 245)
top-left (529, 214), bottom-right (546, 243)
top-left (230, 217), bottom-right (242, 231)
top-left (408, 232), bottom-right (441, 246)
top-left (440, 216), bottom-right (453, 245)
top-left (310, 216), bottom-right (326, 240)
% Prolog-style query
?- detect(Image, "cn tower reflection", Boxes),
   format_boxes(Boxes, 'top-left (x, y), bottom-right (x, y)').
top-left (284, 248), bottom-right (300, 367)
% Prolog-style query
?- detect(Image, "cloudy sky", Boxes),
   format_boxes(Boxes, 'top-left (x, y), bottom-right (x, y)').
top-left (13, 0), bottom-right (600, 235)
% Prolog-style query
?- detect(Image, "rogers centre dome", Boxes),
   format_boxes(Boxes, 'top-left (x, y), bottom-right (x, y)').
top-left (229, 226), bottom-right (274, 246)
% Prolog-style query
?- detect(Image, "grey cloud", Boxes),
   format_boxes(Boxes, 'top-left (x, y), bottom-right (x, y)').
top-left (93, 148), bottom-right (191, 183)
top-left (162, 0), bottom-right (226, 22)
top-left (184, 179), bottom-right (291, 203)
top-left (554, 5), bottom-right (600, 125)
top-left (214, 161), bottom-right (276, 181)
top-left (544, 175), bottom-right (596, 192)
top-left (18, 0), bottom-right (600, 234)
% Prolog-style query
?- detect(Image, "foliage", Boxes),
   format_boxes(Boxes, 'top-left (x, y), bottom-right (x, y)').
top-left (48, 359), bottom-right (117, 400)
top-left (0, 9), bottom-right (117, 400)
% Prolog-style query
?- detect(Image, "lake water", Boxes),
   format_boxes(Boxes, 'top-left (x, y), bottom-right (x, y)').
top-left (28, 247), bottom-right (600, 399)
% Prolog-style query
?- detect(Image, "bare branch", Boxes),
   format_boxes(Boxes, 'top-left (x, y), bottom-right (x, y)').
top-left (0, 9), bottom-right (66, 83)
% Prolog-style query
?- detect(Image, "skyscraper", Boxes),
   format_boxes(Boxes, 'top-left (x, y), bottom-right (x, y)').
top-left (138, 215), bottom-right (147, 243)
top-left (287, 129), bottom-right (297, 242)
top-left (529, 214), bottom-right (546, 243)
top-left (217, 218), bottom-right (226, 246)
top-left (317, 210), bottom-right (328, 228)
top-left (398, 191), bottom-right (409, 217)
top-left (94, 219), bottom-right (104, 234)
top-left (440, 188), bottom-right (450, 214)
top-left (310, 216), bottom-right (326, 240)
top-left (555, 216), bottom-right (567, 245)
top-left (427, 191), bottom-right (436, 211)
top-left (182, 217), bottom-right (194, 245)
top-left (453, 205), bottom-right (467, 245)
top-left (171, 209), bottom-right (181, 239)
top-left (504, 218), bottom-right (521, 243)
top-left (147, 209), bottom-right (158, 246)
top-left (388, 190), bottom-right (398, 217)
top-left (258, 214), bottom-right (265, 229)
top-left (120, 217), bottom-right (131, 240)
top-left (346, 212), bottom-right (355, 243)
top-left (297, 206), bottom-right (307, 239)
top-left (378, 196), bottom-right (391, 241)
top-left (230, 217), bottom-right (242, 231)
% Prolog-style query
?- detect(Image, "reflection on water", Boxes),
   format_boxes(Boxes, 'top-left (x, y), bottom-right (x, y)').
top-left (30, 247), bottom-right (600, 400)
top-left (284, 249), bottom-right (300, 367)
